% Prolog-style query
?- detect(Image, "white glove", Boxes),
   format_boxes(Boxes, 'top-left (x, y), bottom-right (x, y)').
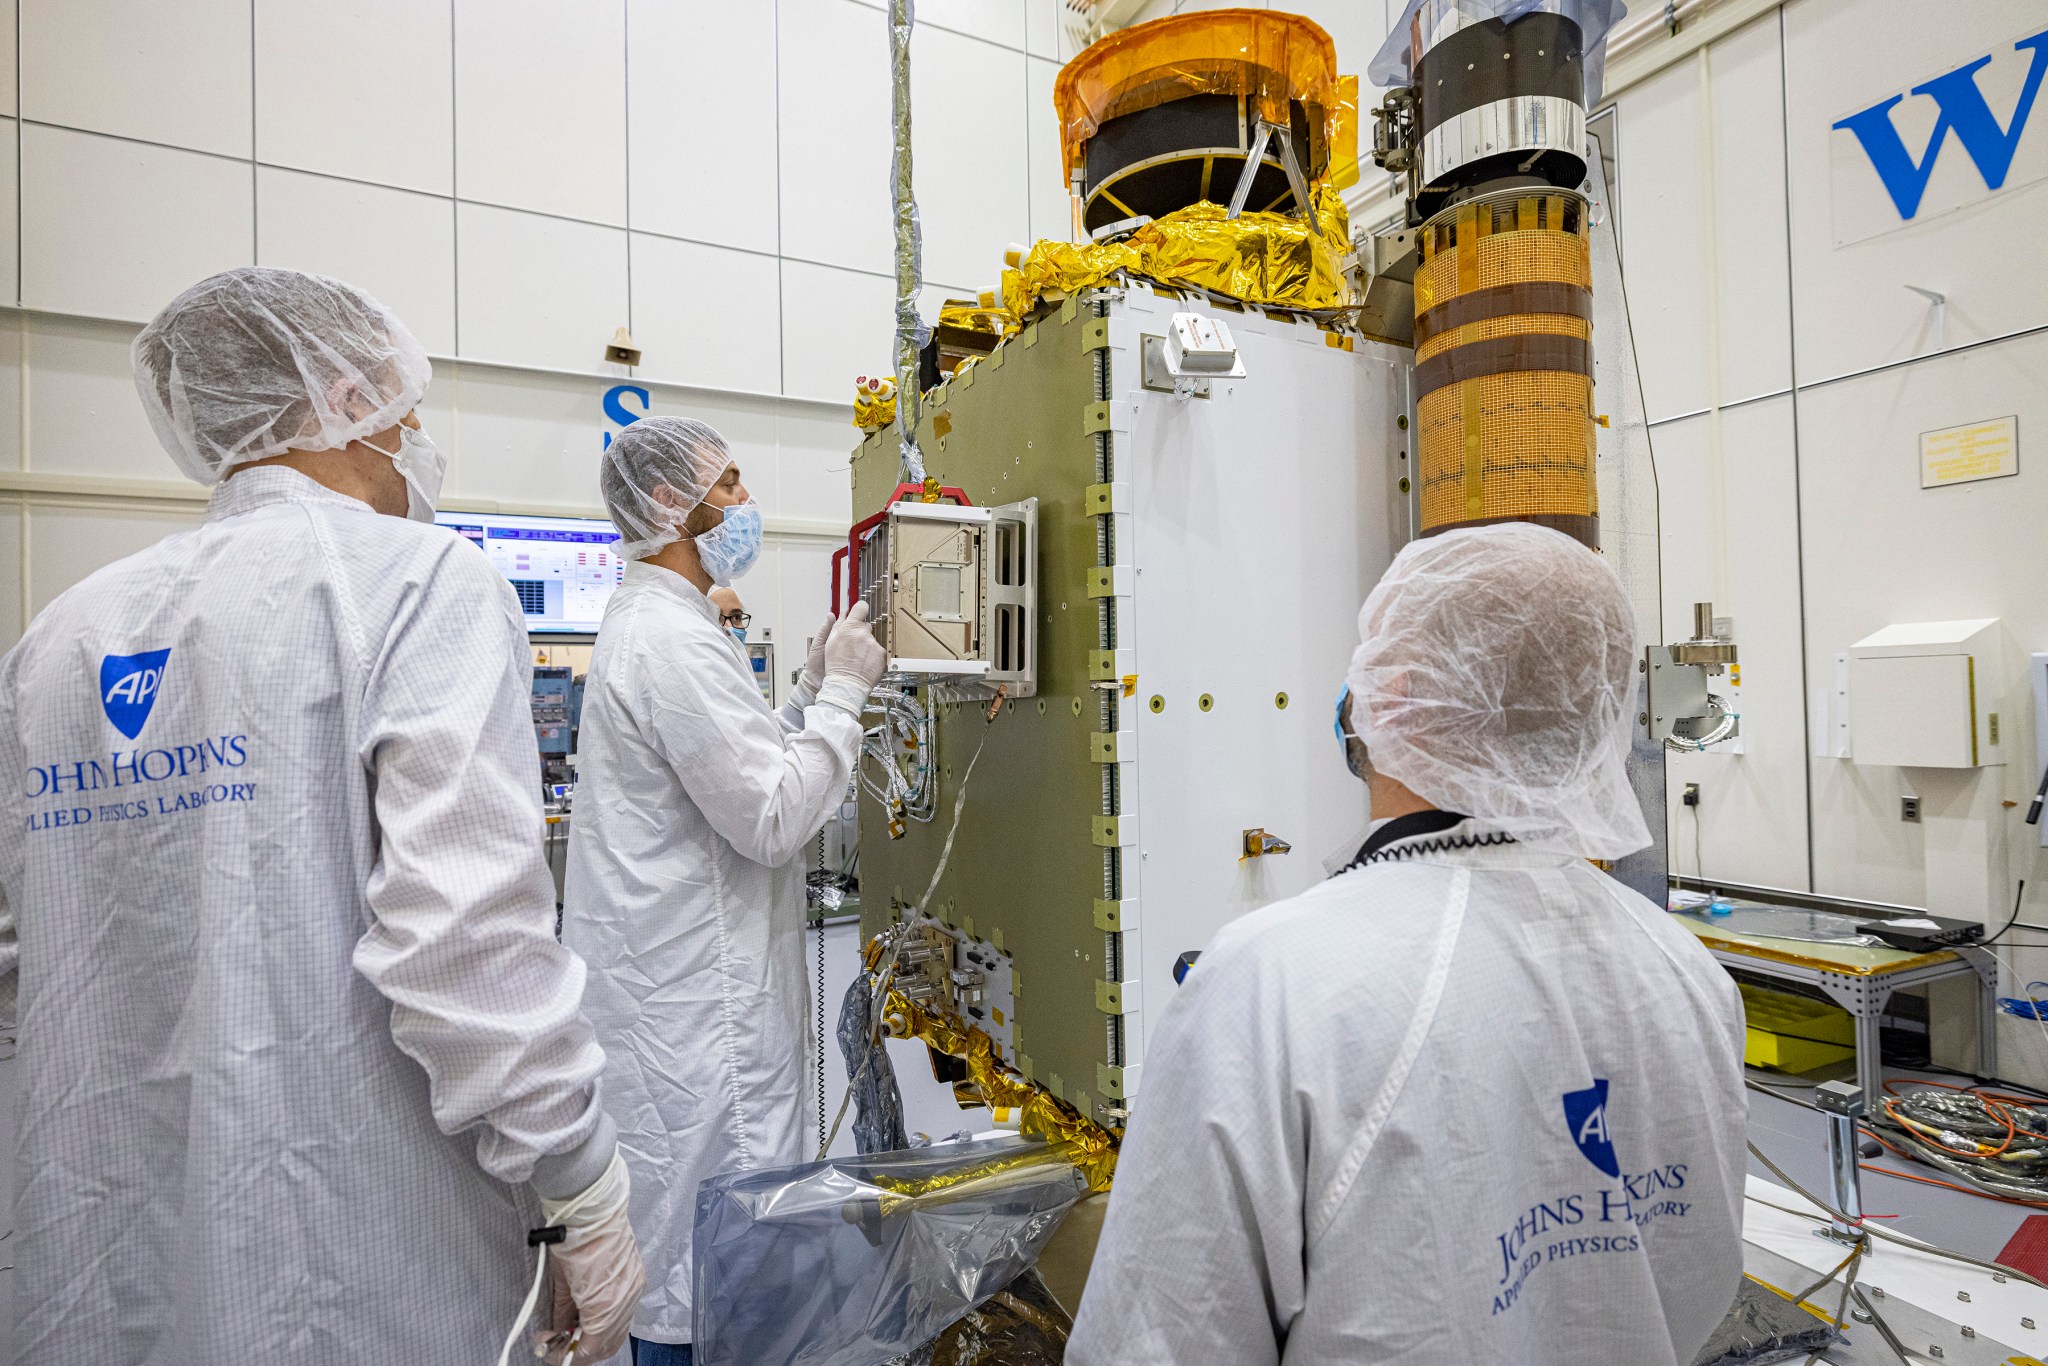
top-left (823, 601), bottom-right (887, 694)
top-left (796, 611), bottom-right (836, 700)
top-left (533, 1152), bottom-right (645, 1365)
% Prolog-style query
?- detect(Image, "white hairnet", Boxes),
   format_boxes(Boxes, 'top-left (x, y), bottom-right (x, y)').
top-left (599, 416), bottom-right (733, 560)
top-left (1345, 523), bottom-right (1649, 859)
top-left (131, 266), bottom-right (430, 485)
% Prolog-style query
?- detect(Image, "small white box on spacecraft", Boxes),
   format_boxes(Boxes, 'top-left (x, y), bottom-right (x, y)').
top-left (1849, 618), bottom-right (2005, 769)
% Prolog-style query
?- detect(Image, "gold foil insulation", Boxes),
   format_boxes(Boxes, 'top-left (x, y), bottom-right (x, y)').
top-left (1002, 183), bottom-right (1351, 318)
top-left (853, 374), bottom-right (898, 432)
top-left (866, 937), bottom-right (1120, 1193)
top-left (1054, 9), bottom-right (1344, 181)
top-left (1413, 192), bottom-right (1597, 548)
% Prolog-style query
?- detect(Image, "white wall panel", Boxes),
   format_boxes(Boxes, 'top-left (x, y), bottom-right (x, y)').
top-left (1612, 13), bottom-right (1792, 424)
top-left (456, 203), bottom-right (630, 374)
top-left (629, 234), bottom-right (781, 395)
top-left (779, 0), bottom-right (893, 277)
top-left (846, 0), bottom-right (1026, 51)
top-left (780, 260), bottom-right (894, 403)
top-left (0, 319), bottom-right (22, 472)
top-left (774, 406), bottom-right (857, 528)
top-left (0, 0), bottom-right (16, 115)
top-left (0, 506), bottom-right (23, 647)
top-left (26, 505), bottom-right (200, 619)
top-left (21, 126), bottom-right (253, 323)
top-left (913, 25), bottom-right (1029, 291)
top-left (0, 120), bottom-right (17, 307)
top-left (255, 0), bottom-right (455, 195)
top-left (1700, 14), bottom-right (1793, 407)
top-left (1655, 399), bottom-right (1810, 891)
top-left (256, 168), bottom-right (457, 355)
top-left (1613, 56), bottom-right (1709, 421)
top-left (1798, 330), bottom-right (2048, 917)
top-left (1026, 57), bottom-right (1069, 247)
top-left (1782, 0), bottom-right (2048, 386)
top-left (627, 0), bottom-right (776, 249)
top-left (21, 314), bottom-right (172, 481)
top-left (1025, 0), bottom-right (1060, 61)
top-left (455, 0), bottom-right (628, 226)
top-left (434, 362), bottom-right (613, 511)
top-left (22, 0), bottom-right (251, 158)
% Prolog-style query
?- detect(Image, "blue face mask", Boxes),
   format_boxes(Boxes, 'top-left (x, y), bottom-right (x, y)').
top-left (694, 500), bottom-right (763, 585)
top-left (1334, 683), bottom-right (1368, 780)
top-left (728, 627), bottom-right (749, 645)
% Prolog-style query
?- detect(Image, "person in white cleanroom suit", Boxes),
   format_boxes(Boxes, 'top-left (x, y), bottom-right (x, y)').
top-left (1068, 523), bottom-right (1748, 1366)
top-left (0, 267), bottom-right (644, 1365)
top-left (563, 416), bottom-right (887, 1365)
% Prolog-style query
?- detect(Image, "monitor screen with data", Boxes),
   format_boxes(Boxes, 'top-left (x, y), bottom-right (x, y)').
top-left (436, 512), bottom-right (625, 636)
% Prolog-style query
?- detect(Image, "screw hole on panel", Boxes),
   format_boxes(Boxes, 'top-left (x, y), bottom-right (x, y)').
top-left (1037, 699), bottom-right (1047, 714)
top-left (1071, 697), bottom-right (1082, 715)
top-left (1397, 414), bottom-right (1409, 430)
top-left (1198, 694), bottom-right (1214, 712)
top-left (1149, 695), bottom-right (1165, 714)
top-left (1398, 477), bottom-right (1411, 493)
top-left (1275, 692), bottom-right (1289, 709)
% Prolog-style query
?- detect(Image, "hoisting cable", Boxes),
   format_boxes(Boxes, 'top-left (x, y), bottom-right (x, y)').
top-left (888, 0), bottom-right (927, 484)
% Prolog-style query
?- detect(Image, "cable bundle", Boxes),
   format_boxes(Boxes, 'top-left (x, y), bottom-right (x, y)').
top-left (1867, 1080), bottom-right (2048, 1208)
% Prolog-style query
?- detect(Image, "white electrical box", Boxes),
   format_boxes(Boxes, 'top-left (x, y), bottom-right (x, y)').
top-left (1849, 619), bottom-right (2005, 768)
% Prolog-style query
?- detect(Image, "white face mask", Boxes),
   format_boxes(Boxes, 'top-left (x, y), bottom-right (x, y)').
top-left (384, 424), bottom-right (446, 522)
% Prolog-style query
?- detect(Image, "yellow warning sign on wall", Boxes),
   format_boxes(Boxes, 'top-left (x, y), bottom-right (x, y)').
top-left (1920, 415), bottom-right (2018, 489)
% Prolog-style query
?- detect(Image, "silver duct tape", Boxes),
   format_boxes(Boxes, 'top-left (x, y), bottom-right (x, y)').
top-left (891, 0), bottom-right (927, 482)
top-left (1419, 94), bottom-right (1584, 186)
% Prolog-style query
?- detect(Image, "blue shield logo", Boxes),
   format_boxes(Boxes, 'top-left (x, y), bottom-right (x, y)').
top-left (1563, 1079), bottom-right (1619, 1178)
top-left (100, 648), bottom-right (171, 741)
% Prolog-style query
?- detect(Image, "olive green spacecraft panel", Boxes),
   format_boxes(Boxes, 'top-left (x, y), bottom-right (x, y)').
top-left (852, 302), bottom-right (1111, 1113)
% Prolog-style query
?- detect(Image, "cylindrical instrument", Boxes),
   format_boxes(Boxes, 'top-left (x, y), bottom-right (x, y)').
top-left (1412, 187), bottom-right (1596, 547)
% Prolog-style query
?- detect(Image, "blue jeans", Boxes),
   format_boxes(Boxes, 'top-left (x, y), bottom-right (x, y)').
top-left (632, 1339), bottom-right (693, 1366)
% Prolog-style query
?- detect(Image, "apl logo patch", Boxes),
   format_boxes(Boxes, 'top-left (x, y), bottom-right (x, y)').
top-left (1562, 1079), bottom-right (1619, 1179)
top-left (100, 648), bottom-right (171, 741)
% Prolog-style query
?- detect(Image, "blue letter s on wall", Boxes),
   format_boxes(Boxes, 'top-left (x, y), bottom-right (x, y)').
top-left (602, 384), bottom-right (650, 450)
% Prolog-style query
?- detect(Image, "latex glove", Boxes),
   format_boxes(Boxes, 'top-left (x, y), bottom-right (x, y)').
top-left (822, 601), bottom-right (887, 694)
top-left (798, 611), bottom-right (836, 697)
top-left (532, 1152), bottom-right (644, 1365)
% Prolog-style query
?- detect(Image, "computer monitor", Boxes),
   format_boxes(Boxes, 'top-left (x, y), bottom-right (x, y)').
top-left (436, 511), bottom-right (625, 636)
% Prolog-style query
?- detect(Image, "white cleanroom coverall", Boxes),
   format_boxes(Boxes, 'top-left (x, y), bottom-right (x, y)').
top-left (1067, 817), bottom-right (1749, 1366)
top-left (563, 561), bottom-right (864, 1343)
top-left (0, 469), bottom-right (615, 1364)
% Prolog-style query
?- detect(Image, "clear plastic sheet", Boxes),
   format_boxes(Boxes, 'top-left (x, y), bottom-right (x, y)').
top-left (886, 1267), bottom-right (1072, 1366)
top-left (691, 1137), bottom-right (1088, 1366)
top-left (1369, 0), bottom-right (1628, 106)
top-left (1689, 1277), bottom-right (1839, 1366)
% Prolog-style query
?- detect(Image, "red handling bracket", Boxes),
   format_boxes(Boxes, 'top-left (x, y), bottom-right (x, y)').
top-left (829, 483), bottom-right (973, 615)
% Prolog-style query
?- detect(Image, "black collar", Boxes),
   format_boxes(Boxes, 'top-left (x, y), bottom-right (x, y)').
top-left (1352, 809), bottom-right (1468, 865)
top-left (1332, 808), bottom-right (1516, 876)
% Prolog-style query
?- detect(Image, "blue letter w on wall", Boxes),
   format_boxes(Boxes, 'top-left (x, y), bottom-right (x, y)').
top-left (1834, 29), bottom-right (2048, 221)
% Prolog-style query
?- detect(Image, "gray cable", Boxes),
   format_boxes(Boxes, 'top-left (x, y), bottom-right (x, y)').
top-left (818, 719), bottom-right (996, 1160)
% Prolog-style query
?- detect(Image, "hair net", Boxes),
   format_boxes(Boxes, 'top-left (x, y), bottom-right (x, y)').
top-left (599, 416), bottom-right (734, 560)
top-left (131, 266), bottom-right (430, 485)
top-left (1345, 523), bottom-right (1649, 859)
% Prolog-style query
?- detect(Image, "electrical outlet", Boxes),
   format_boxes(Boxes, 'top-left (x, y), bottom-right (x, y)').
top-left (1682, 783), bottom-right (1700, 807)
top-left (1901, 795), bottom-right (1921, 823)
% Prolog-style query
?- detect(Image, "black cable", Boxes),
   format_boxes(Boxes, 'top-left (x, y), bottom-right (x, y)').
top-left (1982, 878), bottom-right (2043, 946)
top-left (2027, 762), bottom-right (2048, 826)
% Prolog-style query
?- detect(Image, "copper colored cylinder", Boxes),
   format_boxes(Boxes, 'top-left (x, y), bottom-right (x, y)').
top-left (1412, 189), bottom-right (1597, 549)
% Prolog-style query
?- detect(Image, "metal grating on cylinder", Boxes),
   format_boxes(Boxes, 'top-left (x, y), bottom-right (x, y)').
top-left (1412, 190), bottom-right (1596, 547)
